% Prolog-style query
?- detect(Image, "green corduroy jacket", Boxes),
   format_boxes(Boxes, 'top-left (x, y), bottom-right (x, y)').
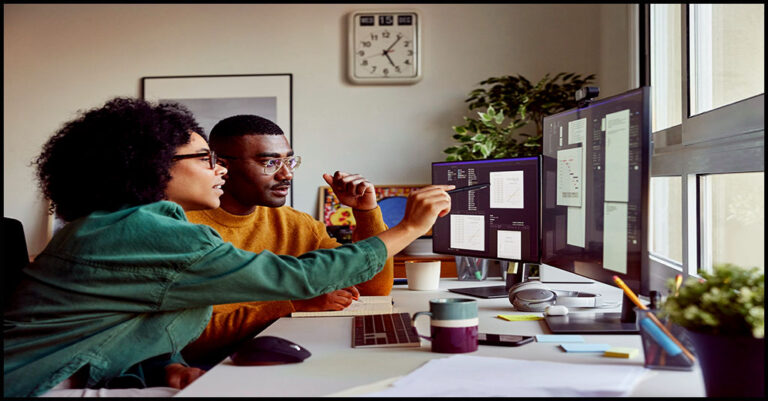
top-left (4, 201), bottom-right (387, 397)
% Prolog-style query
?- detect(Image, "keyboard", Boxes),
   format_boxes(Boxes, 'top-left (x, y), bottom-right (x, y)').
top-left (352, 312), bottom-right (422, 348)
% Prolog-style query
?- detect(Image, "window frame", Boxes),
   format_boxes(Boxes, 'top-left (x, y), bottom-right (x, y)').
top-left (643, 4), bottom-right (765, 287)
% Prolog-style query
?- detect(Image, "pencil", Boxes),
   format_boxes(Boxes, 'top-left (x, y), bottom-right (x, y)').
top-left (446, 183), bottom-right (489, 194)
top-left (612, 276), bottom-right (696, 362)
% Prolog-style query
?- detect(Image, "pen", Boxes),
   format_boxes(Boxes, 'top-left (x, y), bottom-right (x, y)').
top-left (446, 183), bottom-right (490, 194)
top-left (612, 276), bottom-right (696, 362)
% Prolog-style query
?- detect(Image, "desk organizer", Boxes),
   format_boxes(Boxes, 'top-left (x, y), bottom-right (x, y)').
top-left (636, 308), bottom-right (696, 371)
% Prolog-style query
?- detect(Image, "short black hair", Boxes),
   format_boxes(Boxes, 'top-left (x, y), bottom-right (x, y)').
top-left (209, 115), bottom-right (284, 143)
top-left (34, 97), bottom-right (203, 222)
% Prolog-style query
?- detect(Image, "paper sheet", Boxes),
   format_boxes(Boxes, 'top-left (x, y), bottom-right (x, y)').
top-left (489, 170), bottom-right (524, 209)
top-left (449, 214), bottom-right (485, 251)
top-left (363, 354), bottom-right (647, 397)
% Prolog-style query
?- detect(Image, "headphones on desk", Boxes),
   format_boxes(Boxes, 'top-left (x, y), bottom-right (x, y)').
top-left (508, 281), bottom-right (602, 312)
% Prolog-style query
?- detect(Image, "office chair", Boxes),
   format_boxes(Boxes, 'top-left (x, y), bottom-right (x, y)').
top-left (3, 217), bottom-right (30, 309)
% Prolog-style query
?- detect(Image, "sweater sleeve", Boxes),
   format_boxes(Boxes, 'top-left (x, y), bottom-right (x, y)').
top-left (348, 207), bottom-right (394, 296)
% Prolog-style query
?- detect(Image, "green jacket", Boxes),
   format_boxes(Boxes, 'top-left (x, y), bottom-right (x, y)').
top-left (3, 201), bottom-right (387, 397)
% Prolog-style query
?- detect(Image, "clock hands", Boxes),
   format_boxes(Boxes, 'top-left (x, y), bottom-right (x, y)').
top-left (384, 52), bottom-right (396, 67)
top-left (381, 34), bottom-right (402, 67)
top-left (385, 34), bottom-right (402, 52)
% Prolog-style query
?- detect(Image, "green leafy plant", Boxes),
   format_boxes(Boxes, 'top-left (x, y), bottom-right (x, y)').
top-left (662, 264), bottom-right (764, 338)
top-left (444, 72), bottom-right (596, 161)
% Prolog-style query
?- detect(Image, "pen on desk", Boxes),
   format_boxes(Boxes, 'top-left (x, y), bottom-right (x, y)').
top-left (612, 276), bottom-right (696, 362)
top-left (446, 183), bottom-right (490, 194)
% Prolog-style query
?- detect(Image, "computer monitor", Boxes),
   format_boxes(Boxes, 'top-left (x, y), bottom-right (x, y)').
top-left (432, 157), bottom-right (540, 298)
top-left (540, 86), bottom-right (651, 333)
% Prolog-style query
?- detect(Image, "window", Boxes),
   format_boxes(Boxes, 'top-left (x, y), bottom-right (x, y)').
top-left (649, 176), bottom-right (683, 264)
top-left (646, 4), bottom-right (764, 281)
top-left (689, 4), bottom-right (765, 116)
top-left (700, 172), bottom-right (765, 270)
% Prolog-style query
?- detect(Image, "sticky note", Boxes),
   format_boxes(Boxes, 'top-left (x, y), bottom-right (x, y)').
top-left (535, 334), bottom-right (584, 343)
top-left (604, 347), bottom-right (639, 358)
top-left (497, 314), bottom-right (544, 322)
top-left (560, 343), bottom-right (611, 353)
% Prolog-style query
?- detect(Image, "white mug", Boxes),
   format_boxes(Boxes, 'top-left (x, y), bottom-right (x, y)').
top-left (405, 260), bottom-right (441, 291)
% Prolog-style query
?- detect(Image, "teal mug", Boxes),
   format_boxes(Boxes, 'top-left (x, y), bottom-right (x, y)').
top-left (412, 298), bottom-right (479, 353)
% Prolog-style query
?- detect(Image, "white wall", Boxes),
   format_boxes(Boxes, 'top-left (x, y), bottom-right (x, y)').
top-left (4, 3), bottom-right (633, 256)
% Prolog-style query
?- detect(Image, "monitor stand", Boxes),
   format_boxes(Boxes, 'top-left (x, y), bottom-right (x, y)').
top-left (544, 292), bottom-right (639, 334)
top-left (448, 261), bottom-right (537, 299)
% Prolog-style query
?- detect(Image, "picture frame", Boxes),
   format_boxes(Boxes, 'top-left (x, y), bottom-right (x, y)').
top-left (317, 184), bottom-right (428, 229)
top-left (142, 73), bottom-right (294, 205)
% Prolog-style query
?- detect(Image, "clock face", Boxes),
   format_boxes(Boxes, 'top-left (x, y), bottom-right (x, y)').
top-left (348, 11), bottom-right (421, 84)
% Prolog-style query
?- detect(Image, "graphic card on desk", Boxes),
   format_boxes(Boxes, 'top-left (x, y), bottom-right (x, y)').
top-left (290, 296), bottom-right (394, 317)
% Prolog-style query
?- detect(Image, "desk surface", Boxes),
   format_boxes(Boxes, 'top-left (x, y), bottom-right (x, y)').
top-left (176, 279), bottom-right (705, 397)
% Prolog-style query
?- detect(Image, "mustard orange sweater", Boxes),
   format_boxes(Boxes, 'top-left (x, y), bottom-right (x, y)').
top-left (182, 205), bottom-right (393, 359)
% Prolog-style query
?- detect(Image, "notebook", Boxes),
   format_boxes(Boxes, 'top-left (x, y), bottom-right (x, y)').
top-left (291, 295), bottom-right (394, 317)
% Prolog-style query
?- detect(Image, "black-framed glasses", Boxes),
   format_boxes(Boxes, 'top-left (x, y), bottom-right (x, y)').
top-left (171, 150), bottom-right (226, 170)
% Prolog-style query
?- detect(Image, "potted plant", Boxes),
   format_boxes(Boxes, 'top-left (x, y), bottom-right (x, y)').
top-left (661, 264), bottom-right (765, 397)
top-left (444, 72), bottom-right (596, 280)
top-left (444, 72), bottom-right (596, 161)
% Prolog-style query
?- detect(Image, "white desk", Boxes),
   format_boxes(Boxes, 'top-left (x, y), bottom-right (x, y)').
top-left (176, 279), bottom-right (705, 397)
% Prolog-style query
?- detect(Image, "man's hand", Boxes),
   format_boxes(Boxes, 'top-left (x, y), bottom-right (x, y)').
top-left (323, 171), bottom-right (377, 211)
top-left (165, 363), bottom-right (206, 389)
top-left (293, 286), bottom-right (360, 312)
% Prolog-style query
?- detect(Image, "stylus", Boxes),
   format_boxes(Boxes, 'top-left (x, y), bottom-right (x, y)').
top-left (446, 183), bottom-right (490, 194)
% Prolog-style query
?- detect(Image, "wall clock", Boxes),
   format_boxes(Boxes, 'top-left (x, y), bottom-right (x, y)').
top-left (347, 10), bottom-right (422, 84)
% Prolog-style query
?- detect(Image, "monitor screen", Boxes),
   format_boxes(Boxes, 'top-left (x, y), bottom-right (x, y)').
top-left (431, 157), bottom-right (540, 263)
top-left (541, 86), bottom-right (651, 297)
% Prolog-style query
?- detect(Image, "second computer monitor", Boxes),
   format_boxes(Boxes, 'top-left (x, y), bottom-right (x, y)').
top-left (432, 157), bottom-right (540, 262)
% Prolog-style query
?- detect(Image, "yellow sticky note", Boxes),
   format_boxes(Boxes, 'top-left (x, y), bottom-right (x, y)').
top-left (604, 347), bottom-right (639, 358)
top-left (496, 314), bottom-right (544, 322)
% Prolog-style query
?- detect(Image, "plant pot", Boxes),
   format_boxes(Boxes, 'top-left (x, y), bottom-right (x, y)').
top-left (684, 329), bottom-right (765, 397)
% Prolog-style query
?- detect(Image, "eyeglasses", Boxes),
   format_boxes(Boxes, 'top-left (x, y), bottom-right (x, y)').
top-left (171, 150), bottom-right (227, 170)
top-left (215, 155), bottom-right (302, 175)
top-left (259, 156), bottom-right (302, 175)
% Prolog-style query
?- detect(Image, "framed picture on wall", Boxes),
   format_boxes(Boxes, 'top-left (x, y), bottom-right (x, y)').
top-left (142, 73), bottom-right (294, 205)
top-left (317, 184), bottom-right (429, 242)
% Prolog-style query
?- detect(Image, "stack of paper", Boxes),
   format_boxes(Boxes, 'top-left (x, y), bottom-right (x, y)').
top-left (363, 354), bottom-right (647, 397)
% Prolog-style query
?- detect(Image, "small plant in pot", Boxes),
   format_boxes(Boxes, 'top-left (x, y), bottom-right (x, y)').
top-left (661, 264), bottom-right (764, 397)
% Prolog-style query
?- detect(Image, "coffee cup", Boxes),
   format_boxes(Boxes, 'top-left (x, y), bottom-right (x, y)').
top-left (412, 298), bottom-right (478, 353)
top-left (405, 260), bottom-right (441, 291)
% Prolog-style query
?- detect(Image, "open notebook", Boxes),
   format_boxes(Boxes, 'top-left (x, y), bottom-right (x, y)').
top-left (290, 296), bottom-right (394, 317)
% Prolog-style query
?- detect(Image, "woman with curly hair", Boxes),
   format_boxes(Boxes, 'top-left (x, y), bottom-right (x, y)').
top-left (3, 97), bottom-right (453, 397)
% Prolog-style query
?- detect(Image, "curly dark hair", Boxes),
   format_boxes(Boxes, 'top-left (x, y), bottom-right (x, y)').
top-left (209, 114), bottom-right (284, 145)
top-left (34, 97), bottom-right (204, 222)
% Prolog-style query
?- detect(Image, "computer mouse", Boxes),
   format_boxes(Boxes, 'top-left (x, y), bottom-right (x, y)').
top-left (545, 305), bottom-right (569, 316)
top-left (230, 336), bottom-right (312, 366)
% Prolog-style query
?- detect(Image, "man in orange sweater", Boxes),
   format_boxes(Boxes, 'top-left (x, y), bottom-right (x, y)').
top-left (182, 115), bottom-right (393, 363)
